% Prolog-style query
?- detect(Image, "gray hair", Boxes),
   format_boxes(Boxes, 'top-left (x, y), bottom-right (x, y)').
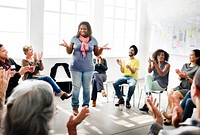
top-left (3, 80), bottom-right (55, 135)
top-left (23, 45), bottom-right (32, 55)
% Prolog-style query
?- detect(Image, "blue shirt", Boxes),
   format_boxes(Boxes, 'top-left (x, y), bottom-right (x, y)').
top-left (70, 36), bottom-right (98, 72)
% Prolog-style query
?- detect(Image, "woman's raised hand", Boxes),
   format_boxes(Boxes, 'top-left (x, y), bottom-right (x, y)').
top-left (100, 43), bottom-right (111, 50)
top-left (59, 40), bottom-right (69, 47)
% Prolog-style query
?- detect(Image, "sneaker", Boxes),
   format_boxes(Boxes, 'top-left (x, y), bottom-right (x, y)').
top-left (126, 101), bottom-right (131, 109)
top-left (139, 104), bottom-right (149, 113)
top-left (115, 97), bottom-right (125, 106)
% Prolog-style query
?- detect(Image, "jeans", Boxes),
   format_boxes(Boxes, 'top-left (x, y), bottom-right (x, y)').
top-left (36, 76), bottom-right (62, 93)
top-left (91, 73), bottom-right (107, 101)
top-left (181, 91), bottom-right (196, 122)
top-left (71, 70), bottom-right (93, 108)
top-left (113, 76), bottom-right (137, 102)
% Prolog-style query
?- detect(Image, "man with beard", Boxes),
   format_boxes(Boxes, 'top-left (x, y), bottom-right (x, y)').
top-left (113, 45), bottom-right (140, 109)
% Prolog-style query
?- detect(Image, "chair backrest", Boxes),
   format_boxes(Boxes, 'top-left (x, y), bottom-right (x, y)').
top-left (50, 63), bottom-right (71, 82)
top-left (50, 63), bottom-right (72, 93)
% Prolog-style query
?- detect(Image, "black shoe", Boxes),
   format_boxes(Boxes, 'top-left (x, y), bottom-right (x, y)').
top-left (115, 98), bottom-right (125, 106)
top-left (163, 121), bottom-right (172, 126)
top-left (126, 101), bottom-right (131, 109)
top-left (60, 93), bottom-right (72, 100)
top-left (139, 104), bottom-right (149, 113)
top-left (146, 92), bottom-right (151, 96)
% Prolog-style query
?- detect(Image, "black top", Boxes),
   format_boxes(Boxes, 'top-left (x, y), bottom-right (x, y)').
top-left (93, 58), bottom-right (108, 74)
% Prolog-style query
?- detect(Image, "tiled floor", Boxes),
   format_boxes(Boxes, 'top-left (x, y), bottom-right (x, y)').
top-left (51, 81), bottom-right (174, 135)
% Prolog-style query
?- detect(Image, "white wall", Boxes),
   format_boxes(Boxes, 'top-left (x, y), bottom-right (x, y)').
top-left (14, 0), bottom-right (199, 88)
top-left (140, 0), bottom-right (200, 88)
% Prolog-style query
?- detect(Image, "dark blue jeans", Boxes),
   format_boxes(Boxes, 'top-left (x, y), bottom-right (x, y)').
top-left (181, 91), bottom-right (196, 122)
top-left (36, 76), bottom-right (62, 94)
top-left (113, 76), bottom-right (137, 102)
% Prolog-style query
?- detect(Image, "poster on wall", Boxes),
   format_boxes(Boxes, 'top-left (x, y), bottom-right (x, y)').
top-left (149, 16), bottom-right (200, 56)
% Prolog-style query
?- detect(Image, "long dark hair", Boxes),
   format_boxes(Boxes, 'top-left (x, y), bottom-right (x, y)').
top-left (193, 49), bottom-right (200, 66)
top-left (76, 21), bottom-right (92, 39)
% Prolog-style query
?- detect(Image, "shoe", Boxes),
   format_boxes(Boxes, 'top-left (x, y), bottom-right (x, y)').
top-left (60, 93), bottom-right (72, 100)
top-left (146, 92), bottom-right (152, 96)
top-left (126, 101), bottom-right (131, 109)
top-left (92, 100), bottom-right (96, 107)
top-left (139, 104), bottom-right (149, 113)
top-left (102, 91), bottom-right (107, 97)
top-left (115, 98), bottom-right (125, 106)
top-left (163, 120), bottom-right (172, 126)
top-left (73, 107), bottom-right (79, 116)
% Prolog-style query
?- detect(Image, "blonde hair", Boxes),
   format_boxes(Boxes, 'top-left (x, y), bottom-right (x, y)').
top-left (23, 45), bottom-right (32, 55)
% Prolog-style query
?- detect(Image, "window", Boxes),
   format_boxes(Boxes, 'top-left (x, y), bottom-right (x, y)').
top-left (103, 0), bottom-right (137, 57)
top-left (43, 0), bottom-right (92, 57)
top-left (0, 0), bottom-right (139, 58)
top-left (0, 0), bottom-right (28, 58)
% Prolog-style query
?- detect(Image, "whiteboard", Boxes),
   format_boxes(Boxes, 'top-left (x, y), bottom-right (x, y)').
top-left (149, 16), bottom-right (200, 56)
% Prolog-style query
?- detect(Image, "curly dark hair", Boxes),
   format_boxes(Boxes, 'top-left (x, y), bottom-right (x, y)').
top-left (152, 49), bottom-right (169, 62)
top-left (193, 49), bottom-right (200, 66)
top-left (76, 21), bottom-right (92, 39)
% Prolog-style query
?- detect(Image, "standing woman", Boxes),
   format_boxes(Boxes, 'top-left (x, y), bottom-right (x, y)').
top-left (91, 55), bottom-right (108, 107)
top-left (140, 49), bottom-right (170, 112)
top-left (60, 21), bottom-right (109, 115)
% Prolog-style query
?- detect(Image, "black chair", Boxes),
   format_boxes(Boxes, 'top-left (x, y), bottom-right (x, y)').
top-left (50, 63), bottom-right (72, 93)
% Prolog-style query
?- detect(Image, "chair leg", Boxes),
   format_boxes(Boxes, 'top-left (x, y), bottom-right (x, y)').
top-left (113, 90), bottom-right (116, 103)
top-left (138, 88), bottom-right (143, 108)
top-left (166, 90), bottom-right (169, 112)
top-left (159, 93), bottom-right (161, 110)
top-left (103, 83), bottom-right (109, 103)
top-left (106, 84), bottom-right (109, 103)
top-left (133, 84), bottom-right (139, 107)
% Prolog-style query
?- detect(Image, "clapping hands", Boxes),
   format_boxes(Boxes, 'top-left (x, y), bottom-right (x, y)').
top-left (0, 68), bottom-right (11, 97)
top-left (117, 59), bottom-right (122, 66)
top-left (34, 51), bottom-right (43, 61)
top-left (175, 69), bottom-right (188, 79)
